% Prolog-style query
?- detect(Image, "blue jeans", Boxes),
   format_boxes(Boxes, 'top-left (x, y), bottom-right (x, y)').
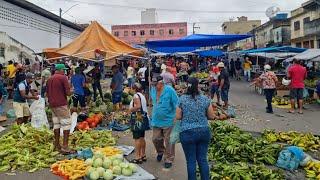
top-left (180, 127), bottom-right (211, 180)
top-left (220, 88), bottom-right (229, 102)
top-left (264, 89), bottom-right (275, 112)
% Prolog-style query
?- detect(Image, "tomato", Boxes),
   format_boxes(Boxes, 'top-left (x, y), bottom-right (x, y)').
top-left (89, 121), bottom-right (97, 128)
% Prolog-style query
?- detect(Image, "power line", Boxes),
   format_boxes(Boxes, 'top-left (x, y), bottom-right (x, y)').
top-left (57, 0), bottom-right (290, 13)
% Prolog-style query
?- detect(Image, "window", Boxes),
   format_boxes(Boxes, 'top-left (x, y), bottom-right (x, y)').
top-left (294, 21), bottom-right (300, 31)
top-left (169, 29), bottom-right (174, 35)
top-left (179, 28), bottom-right (185, 35)
top-left (140, 30), bottom-right (145, 36)
top-left (310, 40), bottom-right (314, 48)
top-left (296, 42), bottom-right (302, 48)
top-left (124, 31), bottom-right (128, 36)
top-left (131, 31), bottom-right (136, 36)
top-left (303, 17), bottom-right (310, 24)
top-left (159, 29), bottom-right (164, 36)
top-left (276, 31), bottom-right (280, 41)
top-left (303, 41), bottom-right (309, 48)
top-left (150, 30), bottom-right (155, 36)
top-left (114, 31), bottom-right (119, 37)
top-left (0, 47), bottom-right (4, 57)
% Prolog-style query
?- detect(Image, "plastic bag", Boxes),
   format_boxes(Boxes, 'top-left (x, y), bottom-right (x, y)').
top-left (60, 112), bottom-right (78, 136)
top-left (303, 88), bottom-right (309, 99)
top-left (6, 109), bottom-right (16, 119)
top-left (30, 97), bottom-right (49, 128)
top-left (227, 106), bottom-right (236, 118)
top-left (276, 146), bottom-right (304, 171)
top-left (169, 121), bottom-right (181, 144)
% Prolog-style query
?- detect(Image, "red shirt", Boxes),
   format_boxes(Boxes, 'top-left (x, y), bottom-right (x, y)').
top-left (46, 72), bottom-right (70, 108)
top-left (288, 64), bottom-right (307, 89)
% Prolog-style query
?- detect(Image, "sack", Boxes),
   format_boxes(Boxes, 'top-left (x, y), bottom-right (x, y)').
top-left (6, 109), bottom-right (16, 119)
top-left (169, 121), bottom-right (181, 144)
top-left (30, 97), bottom-right (49, 128)
top-left (129, 94), bottom-right (150, 131)
top-left (60, 112), bottom-right (78, 136)
top-left (276, 146), bottom-right (304, 171)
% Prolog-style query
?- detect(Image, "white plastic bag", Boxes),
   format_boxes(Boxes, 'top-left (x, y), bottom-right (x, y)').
top-left (60, 112), bottom-right (78, 136)
top-left (30, 97), bottom-right (49, 128)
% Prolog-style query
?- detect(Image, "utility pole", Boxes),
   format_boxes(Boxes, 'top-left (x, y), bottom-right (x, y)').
top-left (192, 23), bottom-right (200, 34)
top-left (59, 8), bottom-right (62, 48)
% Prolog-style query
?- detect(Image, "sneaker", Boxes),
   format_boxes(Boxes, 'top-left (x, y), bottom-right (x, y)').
top-left (156, 154), bottom-right (163, 162)
top-left (164, 162), bottom-right (172, 169)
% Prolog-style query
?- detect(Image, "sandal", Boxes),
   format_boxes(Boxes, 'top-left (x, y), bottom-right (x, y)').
top-left (130, 158), bottom-right (143, 164)
top-left (287, 110), bottom-right (295, 114)
top-left (142, 155), bottom-right (147, 162)
top-left (60, 148), bottom-right (76, 155)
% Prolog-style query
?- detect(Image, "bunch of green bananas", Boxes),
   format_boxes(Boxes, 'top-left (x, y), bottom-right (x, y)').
top-left (262, 130), bottom-right (320, 151)
top-left (304, 161), bottom-right (320, 179)
top-left (210, 162), bottom-right (284, 180)
top-left (272, 97), bottom-right (289, 105)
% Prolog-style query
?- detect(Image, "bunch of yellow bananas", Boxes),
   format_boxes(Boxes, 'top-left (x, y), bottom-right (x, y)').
top-left (51, 159), bottom-right (88, 180)
top-left (304, 161), bottom-right (320, 179)
top-left (93, 146), bottom-right (122, 157)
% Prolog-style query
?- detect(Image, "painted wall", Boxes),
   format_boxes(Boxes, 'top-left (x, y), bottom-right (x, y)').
top-left (112, 22), bottom-right (187, 45)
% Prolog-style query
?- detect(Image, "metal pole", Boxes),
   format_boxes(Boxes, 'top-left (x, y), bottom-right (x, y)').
top-left (59, 8), bottom-right (62, 48)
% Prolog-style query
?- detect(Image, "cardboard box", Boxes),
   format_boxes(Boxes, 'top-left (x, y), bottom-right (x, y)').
top-left (277, 90), bottom-right (290, 97)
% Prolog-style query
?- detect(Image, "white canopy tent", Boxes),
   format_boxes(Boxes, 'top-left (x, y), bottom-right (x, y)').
top-left (285, 49), bottom-right (320, 62)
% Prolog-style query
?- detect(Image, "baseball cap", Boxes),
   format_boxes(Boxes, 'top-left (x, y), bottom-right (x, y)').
top-left (217, 62), bottom-right (225, 68)
top-left (26, 72), bottom-right (35, 79)
top-left (55, 64), bottom-right (67, 71)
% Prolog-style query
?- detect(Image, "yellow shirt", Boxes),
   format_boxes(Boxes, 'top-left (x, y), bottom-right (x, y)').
top-left (243, 61), bottom-right (252, 70)
top-left (7, 64), bottom-right (16, 78)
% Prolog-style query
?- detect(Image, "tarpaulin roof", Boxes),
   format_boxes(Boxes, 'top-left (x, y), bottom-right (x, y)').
top-left (43, 21), bottom-right (144, 60)
top-left (247, 52), bottom-right (298, 60)
top-left (284, 49), bottom-right (320, 62)
top-left (194, 49), bottom-right (224, 57)
top-left (239, 46), bottom-right (306, 54)
top-left (146, 34), bottom-right (251, 52)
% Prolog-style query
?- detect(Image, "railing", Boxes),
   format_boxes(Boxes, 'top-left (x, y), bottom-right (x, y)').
top-left (304, 18), bottom-right (320, 36)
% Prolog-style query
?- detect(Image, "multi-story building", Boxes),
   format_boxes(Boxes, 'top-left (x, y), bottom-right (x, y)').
top-left (0, 0), bottom-right (84, 54)
top-left (290, 0), bottom-right (320, 48)
top-left (0, 31), bottom-right (34, 64)
top-left (111, 22), bottom-right (188, 45)
top-left (253, 14), bottom-right (291, 48)
top-left (221, 16), bottom-right (261, 50)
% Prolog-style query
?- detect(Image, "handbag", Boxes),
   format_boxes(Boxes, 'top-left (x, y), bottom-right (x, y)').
top-left (129, 93), bottom-right (150, 131)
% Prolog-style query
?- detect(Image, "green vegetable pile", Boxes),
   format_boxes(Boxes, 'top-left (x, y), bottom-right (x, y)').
top-left (210, 162), bottom-right (284, 180)
top-left (209, 121), bottom-right (282, 164)
top-left (69, 130), bottom-right (117, 150)
top-left (0, 124), bottom-right (58, 172)
top-left (208, 121), bottom-right (284, 179)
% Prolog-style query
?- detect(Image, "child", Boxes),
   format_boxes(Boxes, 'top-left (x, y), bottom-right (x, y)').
top-left (210, 66), bottom-right (221, 105)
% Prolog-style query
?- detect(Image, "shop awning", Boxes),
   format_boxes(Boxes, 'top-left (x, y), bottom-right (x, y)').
top-left (194, 49), bottom-right (225, 57)
top-left (284, 49), bottom-right (320, 62)
top-left (239, 46), bottom-right (306, 54)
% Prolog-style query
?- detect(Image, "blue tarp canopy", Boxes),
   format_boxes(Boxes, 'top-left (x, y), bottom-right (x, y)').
top-left (239, 46), bottom-right (307, 54)
top-left (194, 49), bottom-right (224, 57)
top-left (146, 34), bottom-right (251, 53)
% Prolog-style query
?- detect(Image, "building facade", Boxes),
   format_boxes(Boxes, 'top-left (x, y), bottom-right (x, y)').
top-left (111, 22), bottom-right (188, 45)
top-left (221, 16), bottom-right (261, 50)
top-left (290, 0), bottom-right (320, 48)
top-left (0, 0), bottom-right (84, 54)
top-left (141, 8), bottom-right (158, 24)
top-left (0, 31), bottom-right (34, 64)
top-left (253, 15), bottom-right (291, 48)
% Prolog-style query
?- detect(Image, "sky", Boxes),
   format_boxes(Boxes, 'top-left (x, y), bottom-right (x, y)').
top-left (27, 0), bottom-right (307, 34)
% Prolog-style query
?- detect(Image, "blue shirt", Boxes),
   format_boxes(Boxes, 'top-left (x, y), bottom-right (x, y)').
top-left (151, 85), bottom-right (179, 127)
top-left (71, 74), bottom-right (85, 96)
top-left (179, 95), bottom-right (211, 132)
top-left (111, 72), bottom-right (124, 92)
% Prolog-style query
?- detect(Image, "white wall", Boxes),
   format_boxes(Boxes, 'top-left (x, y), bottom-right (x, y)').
top-left (0, 0), bottom-right (81, 53)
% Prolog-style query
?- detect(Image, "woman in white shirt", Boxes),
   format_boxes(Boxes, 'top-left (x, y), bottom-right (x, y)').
top-left (129, 83), bottom-right (148, 164)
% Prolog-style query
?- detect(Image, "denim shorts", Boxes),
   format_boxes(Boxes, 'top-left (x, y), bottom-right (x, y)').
top-left (220, 88), bottom-right (229, 101)
top-left (211, 85), bottom-right (219, 95)
top-left (112, 91), bottom-right (123, 104)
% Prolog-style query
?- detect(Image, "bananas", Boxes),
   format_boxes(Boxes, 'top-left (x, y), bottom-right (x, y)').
top-left (51, 159), bottom-right (88, 180)
top-left (272, 97), bottom-right (289, 105)
top-left (305, 161), bottom-right (320, 179)
top-left (93, 146), bottom-right (122, 157)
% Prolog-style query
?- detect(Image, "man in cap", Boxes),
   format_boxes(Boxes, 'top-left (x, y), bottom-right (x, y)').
top-left (110, 65), bottom-right (124, 110)
top-left (13, 72), bottom-right (38, 124)
top-left (217, 62), bottom-right (230, 109)
top-left (150, 75), bottom-right (179, 169)
top-left (46, 64), bottom-right (73, 154)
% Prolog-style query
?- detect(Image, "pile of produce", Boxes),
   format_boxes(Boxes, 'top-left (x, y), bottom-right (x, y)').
top-left (51, 159), bottom-right (88, 180)
top-left (272, 97), bottom-right (290, 106)
top-left (122, 92), bottom-right (133, 105)
top-left (113, 112), bottom-right (130, 125)
top-left (209, 162), bottom-right (284, 180)
top-left (93, 146), bottom-right (122, 157)
top-left (305, 79), bottom-right (318, 88)
top-left (304, 160), bottom-right (320, 179)
top-left (85, 152), bottom-right (137, 180)
top-left (0, 124), bottom-right (58, 172)
top-left (208, 121), bottom-right (282, 164)
top-left (69, 130), bottom-right (117, 150)
top-left (262, 130), bottom-right (320, 151)
top-left (76, 113), bottom-right (104, 130)
top-left (212, 105), bottom-right (228, 120)
top-left (190, 72), bottom-right (209, 79)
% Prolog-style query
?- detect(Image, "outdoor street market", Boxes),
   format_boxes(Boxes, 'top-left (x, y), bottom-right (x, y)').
top-left (1, 0), bottom-right (320, 180)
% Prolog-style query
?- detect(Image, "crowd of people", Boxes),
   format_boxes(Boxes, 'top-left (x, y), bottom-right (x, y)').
top-left (0, 54), bottom-right (319, 180)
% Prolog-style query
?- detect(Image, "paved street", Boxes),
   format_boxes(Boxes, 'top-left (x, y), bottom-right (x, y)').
top-left (0, 79), bottom-right (319, 180)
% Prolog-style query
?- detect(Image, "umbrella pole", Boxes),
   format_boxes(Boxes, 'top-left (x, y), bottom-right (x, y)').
top-left (40, 54), bottom-right (45, 97)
